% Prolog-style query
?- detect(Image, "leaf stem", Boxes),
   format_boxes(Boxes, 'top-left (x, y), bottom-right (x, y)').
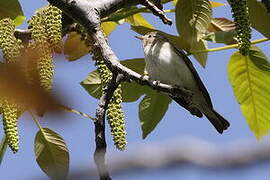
top-left (0, 135), bottom-right (8, 165)
top-left (190, 38), bottom-right (269, 54)
top-left (29, 112), bottom-right (43, 131)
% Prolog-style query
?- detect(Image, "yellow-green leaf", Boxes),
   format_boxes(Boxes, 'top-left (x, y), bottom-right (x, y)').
top-left (64, 32), bottom-right (91, 61)
top-left (210, 1), bottom-right (225, 8)
top-left (228, 46), bottom-right (270, 139)
top-left (175, 0), bottom-right (212, 66)
top-left (139, 91), bottom-right (171, 139)
top-left (125, 13), bottom-right (154, 29)
top-left (0, 0), bottom-right (25, 26)
top-left (101, 21), bottom-right (118, 36)
top-left (35, 128), bottom-right (69, 180)
top-left (173, 0), bottom-right (224, 8)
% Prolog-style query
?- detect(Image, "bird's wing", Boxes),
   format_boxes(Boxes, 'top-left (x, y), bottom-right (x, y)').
top-left (173, 47), bottom-right (213, 107)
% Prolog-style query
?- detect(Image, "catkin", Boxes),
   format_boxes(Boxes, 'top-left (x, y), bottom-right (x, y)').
top-left (228, 0), bottom-right (251, 55)
top-left (43, 5), bottom-right (63, 52)
top-left (28, 11), bottom-right (54, 91)
top-left (0, 18), bottom-right (22, 153)
top-left (95, 56), bottom-right (127, 151)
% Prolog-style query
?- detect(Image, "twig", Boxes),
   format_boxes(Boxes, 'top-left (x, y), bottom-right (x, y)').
top-left (139, 0), bottom-right (172, 25)
top-left (94, 73), bottom-right (124, 180)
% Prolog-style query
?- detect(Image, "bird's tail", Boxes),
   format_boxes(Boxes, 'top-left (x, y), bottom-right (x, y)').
top-left (204, 109), bottom-right (230, 134)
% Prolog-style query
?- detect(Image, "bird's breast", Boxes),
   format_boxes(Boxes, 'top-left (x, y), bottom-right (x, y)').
top-left (144, 41), bottom-right (197, 90)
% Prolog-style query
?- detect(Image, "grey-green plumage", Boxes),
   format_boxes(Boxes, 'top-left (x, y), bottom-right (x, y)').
top-left (137, 32), bottom-right (230, 133)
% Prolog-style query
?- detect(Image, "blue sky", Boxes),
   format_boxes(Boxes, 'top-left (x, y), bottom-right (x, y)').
top-left (1, 0), bottom-right (270, 179)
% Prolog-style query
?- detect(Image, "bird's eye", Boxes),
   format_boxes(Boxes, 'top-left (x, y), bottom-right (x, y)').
top-left (148, 35), bottom-right (152, 38)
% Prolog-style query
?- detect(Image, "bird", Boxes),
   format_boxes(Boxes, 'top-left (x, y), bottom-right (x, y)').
top-left (136, 31), bottom-right (230, 133)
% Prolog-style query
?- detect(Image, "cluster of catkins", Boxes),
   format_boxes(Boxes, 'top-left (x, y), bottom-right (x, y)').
top-left (94, 55), bottom-right (127, 151)
top-left (228, 0), bottom-right (251, 55)
top-left (0, 5), bottom-right (62, 153)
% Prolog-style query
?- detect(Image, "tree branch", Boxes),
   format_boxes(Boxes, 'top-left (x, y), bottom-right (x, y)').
top-left (64, 138), bottom-right (270, 179)
top-left (44, 1), bottom-right (192, 179)
top-left (139, 0), bottom-right (172, 25)
top-left (94, 72), bottom-right (124, 180)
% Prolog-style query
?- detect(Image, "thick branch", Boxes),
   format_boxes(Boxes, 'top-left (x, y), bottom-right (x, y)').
top-left (65, 139), bottom-right (270, 179)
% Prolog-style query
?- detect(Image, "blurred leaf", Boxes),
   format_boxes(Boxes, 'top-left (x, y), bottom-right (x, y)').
top-left (139, 91), bottom-right (171, 139)
top-left (228, 46), bottom-right (270, 140)
top-left (101, 21), bottom-right (118, 36)
top-left (0, 0), bottom-right (25, 26)
top-left (208, 18), bottom-right (235, 32)
top-left (131, 25), bottom-right (186, 50)
top-left (64, 32), bottom-right (91, 61)
top-left (126, 13), bottom-right (154, 29)
top-left (203, 31), bottom-right (237, 45)
top-left (35, 128), bottom-right (69, 180)
top-left (175, 0), bottom-right (212, 66)
top-left (248, 0), bottom-right (270, 39)
top-left (0, 135), bottom-right (8, 165)
top-left (210, 1), bottom-right (225, 8)
top-left (81, 58), bottom-right (148, 102)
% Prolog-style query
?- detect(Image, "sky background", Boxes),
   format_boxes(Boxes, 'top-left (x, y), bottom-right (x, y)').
top-left (1, 0), bottom-right (270, 179)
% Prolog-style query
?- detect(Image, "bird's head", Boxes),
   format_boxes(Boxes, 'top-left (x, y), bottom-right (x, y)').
top-left (135, 32), bottom-right (167, 47)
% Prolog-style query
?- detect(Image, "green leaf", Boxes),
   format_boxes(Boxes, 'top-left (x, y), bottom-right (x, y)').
top-left (0, 135), bottom-right (8, 165)
top-left (64, 32), bottom-right (91, 61)
top-left (248, 0), bottom-right (270, 39)
top-left (35, 128), bottom-right (69, 180)
top-left (228, 46), bottom-right (270, 140)
top-left (175, 0), bottom-right (212, 66)
top-left (81, 58), bottom-right (148, 102)
top-left (203, 31), bottom-right (237, 45)
top-left (139, 91), bottom-right (172, 139)
top-left (0, 0), bottom-right (25, 26)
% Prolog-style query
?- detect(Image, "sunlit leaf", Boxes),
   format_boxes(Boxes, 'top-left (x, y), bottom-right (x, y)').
top-left (228, 46), bottom-right (270, 139)
top-left (210, 1), bottom-right (225, 8)
top-left (173, 0), bottom-right (224, 8)
top-left (208, 18), bottom-right (235, 32)
top-left (125, 13), bottom-right (154, 29)
top-left (139, 91), bottom-right (171, 139)
top-left (175, 0), bottom-right (212, 66)
top-left (35, 128), bottom-right (69, 180)
top-left (64, 32), bottom-right (91, 61)
top-left (0, 0), bottom-right (25, 26)
top-left (248, 0), bottom-right (270, 39)
top-left (101, 21), bottom-right (118, 36)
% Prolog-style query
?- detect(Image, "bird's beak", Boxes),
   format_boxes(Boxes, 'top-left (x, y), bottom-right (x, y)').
top-left (135, 35), bottom-right (143, 40)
